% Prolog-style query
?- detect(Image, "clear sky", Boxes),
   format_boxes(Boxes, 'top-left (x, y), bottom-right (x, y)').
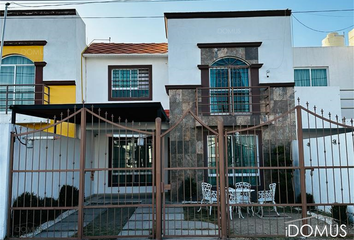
top-left (1, 0), bottom-right (354, 46)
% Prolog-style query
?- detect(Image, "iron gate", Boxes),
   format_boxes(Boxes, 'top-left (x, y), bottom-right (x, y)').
top-left (7, 105), bottom-right (354, 239)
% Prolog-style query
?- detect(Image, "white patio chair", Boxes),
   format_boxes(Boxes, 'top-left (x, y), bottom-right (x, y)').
top-left (198, 182), bottom-right (218, 215)
top-left (226, 187), bottom-right (243, 219)
top-left (235, 182), bottom-right (254, 216)
top-left (257, 183), bottom-right (280, 217)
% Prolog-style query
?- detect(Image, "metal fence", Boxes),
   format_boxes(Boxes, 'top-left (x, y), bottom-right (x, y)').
top-left (196, 86), bottom-right (270, 116)
top-left (7, 105), bottom-right (354, 239)
top-left (0, 84), bottom-right (50, 114)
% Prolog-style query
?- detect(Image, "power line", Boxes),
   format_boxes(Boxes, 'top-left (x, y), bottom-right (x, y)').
top-left (9, 0), bottom-right (216, 8)
top-left (0, 15), bottom-right (164, 19)
top-left (292, 15), bottom-right (354, 33)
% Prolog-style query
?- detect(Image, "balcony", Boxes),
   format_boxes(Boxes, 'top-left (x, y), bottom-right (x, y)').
top-left (196, 86), bottom-right (270, 116)
top-left (0, 84), bottom-right (50, 114)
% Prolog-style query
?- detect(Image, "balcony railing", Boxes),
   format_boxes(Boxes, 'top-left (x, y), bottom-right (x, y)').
top-left (0, 84), bottom-right (50, 114)
top-left (196, 86), bottom-right (270, 116)
top-left (340, 88), bottom-right (354, 119)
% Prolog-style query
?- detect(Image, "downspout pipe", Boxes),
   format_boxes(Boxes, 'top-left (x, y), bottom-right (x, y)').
top-left (80, 45), bottom-right (88, 103)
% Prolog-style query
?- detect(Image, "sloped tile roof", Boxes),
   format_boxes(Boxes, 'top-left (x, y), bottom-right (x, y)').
top-left (84, 43), bottom-right (168, 54)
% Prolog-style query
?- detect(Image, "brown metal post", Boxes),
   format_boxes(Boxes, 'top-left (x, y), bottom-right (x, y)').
top-left (5, 85), bottom-right (8, 114)
top-left (296, 106), bottom-right (308, 234)
top-left (6, 132), bottom-right (15, 238)
top-left (78, 108), bottom-right (86, 239)
top-left (155, 117), bottom-right (162, 240)
top-left (218, 119), bottom-right (227, 239)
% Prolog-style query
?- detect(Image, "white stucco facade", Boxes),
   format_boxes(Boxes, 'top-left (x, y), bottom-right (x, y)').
top-left (293, 47), bottom-right (354, 119)
top-left (167, 16), bottom-right (293, 85)
top-left (1, 12), bottom-right (86, 102)
top-left (83, 55), bottom-right (169, 109)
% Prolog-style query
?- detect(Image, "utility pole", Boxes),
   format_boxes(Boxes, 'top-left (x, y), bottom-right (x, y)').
top-left (0, 2), bottom-right (10, 74)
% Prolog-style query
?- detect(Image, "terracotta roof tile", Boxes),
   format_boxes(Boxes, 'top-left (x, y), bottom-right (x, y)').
top-left (84, 43), bottom-right (168, 55)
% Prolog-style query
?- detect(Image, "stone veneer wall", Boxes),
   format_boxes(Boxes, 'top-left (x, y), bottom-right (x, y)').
top-left (201, 47), bottom-right (259, 65)
top-left (168, 89), bottom-right (206, 201)
top-left (168, 86), bottom-right (295, 200)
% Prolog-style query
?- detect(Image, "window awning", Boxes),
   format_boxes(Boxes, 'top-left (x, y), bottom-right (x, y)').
top-left (10, 102), bottom-right (169, 124)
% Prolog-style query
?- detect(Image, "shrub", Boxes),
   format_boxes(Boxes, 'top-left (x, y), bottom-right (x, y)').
top-left (331, 204), bottom-right (347, 225)
top-left (11, 193), bottom-right (60, 237)
top-left (59, 185), bottom-right (79, 207)
top-left (11, 192), bottom-right (41, 236)
top-left (296, 193), bottom-right (315, 211)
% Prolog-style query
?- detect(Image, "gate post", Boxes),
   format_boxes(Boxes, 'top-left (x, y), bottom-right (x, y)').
top-left (218, 119), bottom-right (227, 239)
top-left (78, 108), bottom-right (86, 239)
top-left (155, 117), bottom-right (162, 240)
top-left (6, 132), bottom-right (15, 238)
top-left (296, 106), bottom-right (308, 235)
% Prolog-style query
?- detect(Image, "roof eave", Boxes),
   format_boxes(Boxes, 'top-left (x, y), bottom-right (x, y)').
top-left (83, 53), bottom-right (168, 58)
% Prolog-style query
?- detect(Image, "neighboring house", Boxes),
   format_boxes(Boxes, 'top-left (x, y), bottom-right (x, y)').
top-left (293, 42), bottom-right (354, 120)
top-left (292, 33), bottom-right (354, 212)
top-left (0, 9), bottom-right (86, 239)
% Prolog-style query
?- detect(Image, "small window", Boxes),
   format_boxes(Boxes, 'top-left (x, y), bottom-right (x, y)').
top-left (108, 65), bottom-right (152, 100)
top-left (294, 68), bottom-right (327, 86)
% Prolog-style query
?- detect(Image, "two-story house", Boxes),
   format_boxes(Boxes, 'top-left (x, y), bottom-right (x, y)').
top-left (0, 9), bottom-right (86, 239)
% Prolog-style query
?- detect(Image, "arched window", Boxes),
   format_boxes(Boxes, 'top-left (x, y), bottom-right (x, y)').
top-left (209, 57), bottom-right (250, 113)
top-left (0, 55), bottom-right (35, 110)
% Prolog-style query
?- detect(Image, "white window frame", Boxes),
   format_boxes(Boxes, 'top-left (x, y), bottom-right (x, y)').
top-left (294, 67), bottom-right (329, 86)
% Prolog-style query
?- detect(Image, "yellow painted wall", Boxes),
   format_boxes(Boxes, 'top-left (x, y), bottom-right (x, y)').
top-left (19, 121), bottom-right (77, 139)
top-left (20, 83), bottom-right (77, 137)
top-left (349, 29), bottom-right (354, 47)
top-left (2, 45), bottom-right (44, 61)
top-left (49, 85), bottom-right (76, 104)
top-left (18, 85), bottom-right (77, 138)
top-left (5, 45), bottom-right (78, 138)
top-left (47, 85), bottom-right (77, 138)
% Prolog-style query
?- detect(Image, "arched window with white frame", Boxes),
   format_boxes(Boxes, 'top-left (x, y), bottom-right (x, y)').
top-left (0, 55), bottom-right (35, 111)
